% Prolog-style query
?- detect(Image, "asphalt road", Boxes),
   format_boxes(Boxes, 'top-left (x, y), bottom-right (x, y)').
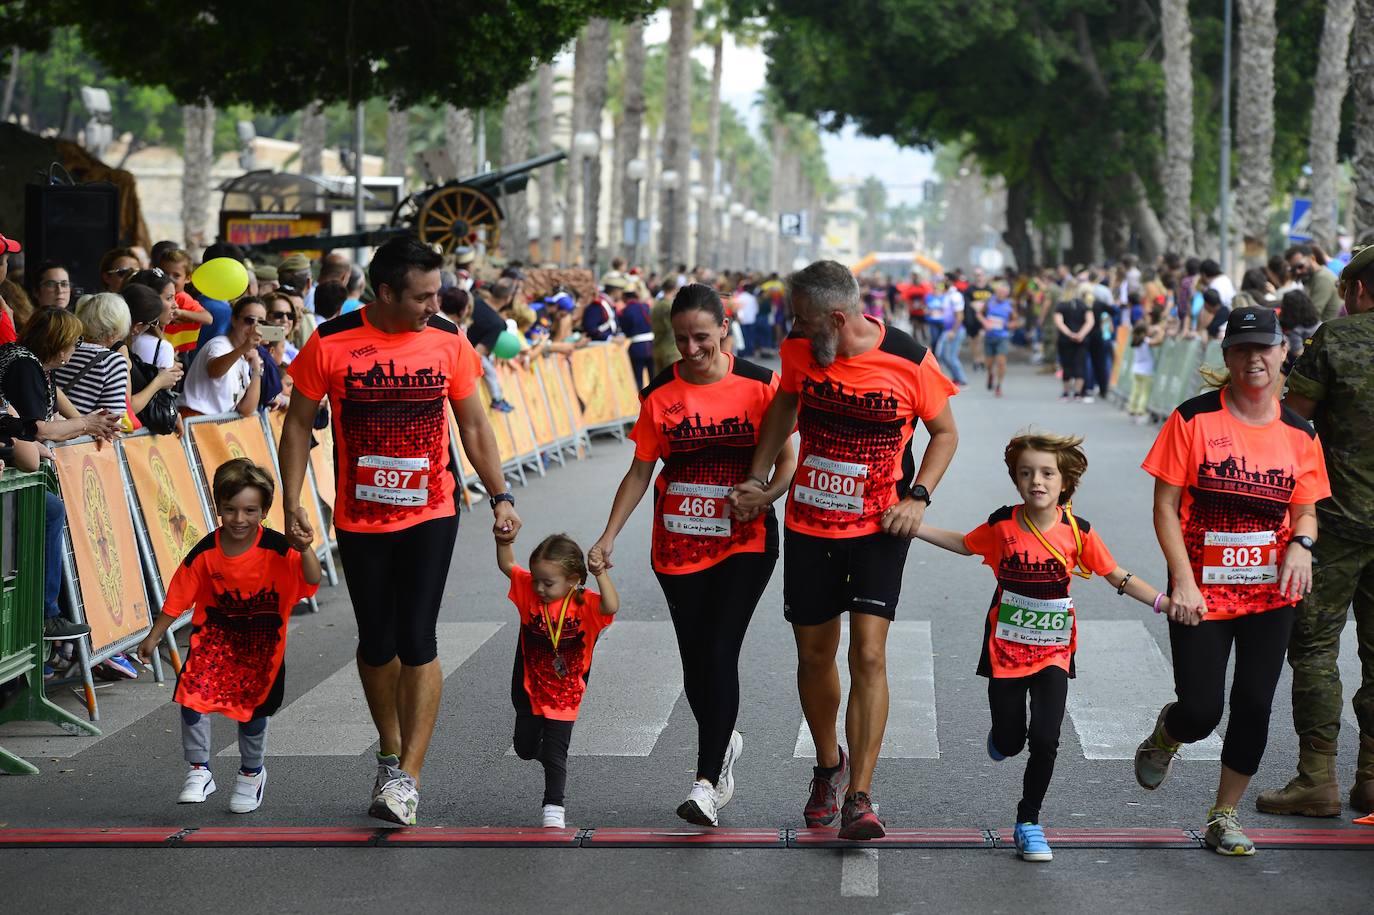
top-left (2, 356), bottom-right (1370, 913)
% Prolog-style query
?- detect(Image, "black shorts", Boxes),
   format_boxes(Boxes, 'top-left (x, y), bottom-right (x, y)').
top-left (782, 529), bottom-right (911, 625)
top-left (337, 513), bottom-right (459, 667)
top-left (1057, 338), bottom-right (1085, 380)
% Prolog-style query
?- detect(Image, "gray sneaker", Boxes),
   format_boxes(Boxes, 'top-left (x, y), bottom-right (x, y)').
top-left (1134, 703), bottom-right (1181, 790)
top-left (369, 772), bottom-right (419, 826)
top-left (372, 752), bottom-right (402, 803)
top-left (1204, 805), bottom-right (1256, 856)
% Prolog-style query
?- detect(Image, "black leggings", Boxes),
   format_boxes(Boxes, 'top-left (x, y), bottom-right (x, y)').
top-left (1057, 338), bottom-right (1085, 381)
top-left (988, 666), bottom-right (1068, 825)
top-left (513, 713), bottom-right (575, 807)
top-left (656, 551), bottom-right (776, 784)
top-left (1165, 605), bottom-right (1295, 777)
top-left (337, 513), bottom-right (460, 666)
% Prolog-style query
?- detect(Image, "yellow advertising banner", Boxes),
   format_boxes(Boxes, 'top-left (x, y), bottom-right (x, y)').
top-left (189, 416), bottom-right (286, 532)
top-left (498, 365), bottom-right (538, 457)
top-left (265, 410), bottom-right (333, 541)
top-left (52, 442), bottom-right (151, 654)
top-left (513, 362), bottom-right (556, 447)
top-left (604, 340), bottom-right (642, 422)
top-left (121, 434), bottom-right (210, 587)
top-left (535, 358), bottom-right (574, 440)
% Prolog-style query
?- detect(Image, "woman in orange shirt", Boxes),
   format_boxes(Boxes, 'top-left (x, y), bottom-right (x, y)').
top-left (1136, 306), bottom-right (1331, 856)
top-left (591, 284), bottom-right (796, 827)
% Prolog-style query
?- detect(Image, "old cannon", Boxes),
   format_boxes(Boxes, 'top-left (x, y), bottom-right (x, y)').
top-left (221, 149), bottom-right (566, 257)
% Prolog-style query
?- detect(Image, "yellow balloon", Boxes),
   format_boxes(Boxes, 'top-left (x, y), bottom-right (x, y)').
top-left (191, 257), bottom-right (249, 301)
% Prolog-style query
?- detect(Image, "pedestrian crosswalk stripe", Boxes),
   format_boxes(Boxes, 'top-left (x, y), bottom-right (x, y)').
top-left (1070, 621), bottom-right (1223, 760)
top-left (244, 621), bottom-right (505, 758)
top-left (568, 621), bottom-right (683, 756)
top-left (1340, 626), bottom-right (1361, 730)
top-left (794, 621), bottom-right (940, 760)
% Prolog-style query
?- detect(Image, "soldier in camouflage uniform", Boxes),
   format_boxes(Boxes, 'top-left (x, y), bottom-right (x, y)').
top-left (1259, 245), bottom-right (1374, 817)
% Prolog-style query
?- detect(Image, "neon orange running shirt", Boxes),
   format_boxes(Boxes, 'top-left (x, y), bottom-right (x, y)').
top-left (780, 317), bottom-right (957, 538)
top-left (630, 356), bottom-right (780, 574)
top-left (162, 528), bottom-right (319, 722)
top-left (965, 506), bottom-right (1116, 678)
top-left (508, 565), bottom-right (612, 721)
top-left (289, 309), bottom-right (482, 533)
top-left (1141, 389), bottom-right (1330, 619)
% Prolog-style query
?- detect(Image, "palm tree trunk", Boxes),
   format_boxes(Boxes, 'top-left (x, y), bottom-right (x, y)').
top-left (567, 30), bottom-right (590, 264)
top-left (616, 20), bottom-right (647, 261)
top-left (1353, 0), bottom-right (1374, 240)
top-left (385, 101), bottom-right (409, 178)
top-left (300, 101), bottom-right (326, 174)
top-left (444, 105), bottom-right (475, 179)
top-left (580, 19), bottom-right (612, 269)
top-left (645, 121), bottom-right (662, 267)
top-left (660, 0), bottom-right (696, 269)
top-left (1160, 0), bottom-right (1195, 254)
top-left (1236, 0), bottom-right (1277, 266)
top-left (500, 79), bottom-right (533, 262)
top-left (1309, 0), bottom-right (1356, 250)
top-left (697, 34), bottom-right (724, 270)
top-left (535, 64), bottom-right (556, 263)
top-left (181, 102), bottom-right (216, 250)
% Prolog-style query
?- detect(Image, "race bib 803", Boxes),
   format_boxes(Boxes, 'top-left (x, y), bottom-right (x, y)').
top-left (1201, 530), bottom-right (1278, 585)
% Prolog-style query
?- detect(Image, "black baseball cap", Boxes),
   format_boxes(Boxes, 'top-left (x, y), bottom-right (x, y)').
top-left (1221, 305), bottom-right (1283, 349)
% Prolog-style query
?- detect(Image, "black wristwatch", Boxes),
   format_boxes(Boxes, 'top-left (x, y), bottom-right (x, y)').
top-left (490, 492), bottom-right (516, 511)
top-left (1290, 535), bottom-right (1315, 551)
top-left (908, 484), bottom-right (932, 506)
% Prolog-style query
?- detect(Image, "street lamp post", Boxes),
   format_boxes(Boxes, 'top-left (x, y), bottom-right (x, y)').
top-left (626, 157), bottom-right (647, 269)
top-left (743, 209), bottom-right (758, 270)
top-left (710, 193), bottom-right (726, 270)
top-left (1218, 0), bottom-right (1233, 275)
top-left (573, 130), bottom-right (601, 271)
top-left (728, 202), bottom-right (745, 269)
top-left (661, 168), bottom-right (681, 273)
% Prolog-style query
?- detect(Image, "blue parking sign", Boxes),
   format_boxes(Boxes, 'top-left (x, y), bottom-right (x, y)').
top-left (1289, 198), bottom-right (1313, 242)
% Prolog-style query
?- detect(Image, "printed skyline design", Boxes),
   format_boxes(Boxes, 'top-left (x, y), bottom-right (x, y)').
top-left (662, 411), bottom-right (756, 448)
top-left (1196, 454), bottom-right (1296, 502)
top-left (800, 376), bottom-right (899, 421)
top-left (344, 360), bottom-right (447, 401)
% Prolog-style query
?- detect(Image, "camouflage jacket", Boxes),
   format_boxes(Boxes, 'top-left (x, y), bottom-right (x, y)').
top-left (1287, 311), bottom-right (1374, 542)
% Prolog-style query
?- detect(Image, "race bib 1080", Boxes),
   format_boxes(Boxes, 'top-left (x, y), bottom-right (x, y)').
top-left (793, 453), bottom-right (868, 515)
top-left (995, 591), bottom-right (1074, 647)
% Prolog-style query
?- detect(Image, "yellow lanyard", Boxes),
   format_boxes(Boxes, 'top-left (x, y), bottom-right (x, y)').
top-left (540, 592), bottom-right (574, 651)
top-left (1022, 504), bottom-right (1092, 580)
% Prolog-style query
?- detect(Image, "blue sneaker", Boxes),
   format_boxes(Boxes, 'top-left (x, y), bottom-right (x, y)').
top-left (987, 730), bottom-right (1007, 762)
top-left (1013, 822), bottom-right (1053, 862)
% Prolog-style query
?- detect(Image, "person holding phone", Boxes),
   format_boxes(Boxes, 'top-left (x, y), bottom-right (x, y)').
top-left (181, 297), bottom-right (265, 417)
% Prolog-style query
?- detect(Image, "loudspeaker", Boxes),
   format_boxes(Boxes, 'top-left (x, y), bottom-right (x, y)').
top-left (24, 182), bottom-right (120, 297)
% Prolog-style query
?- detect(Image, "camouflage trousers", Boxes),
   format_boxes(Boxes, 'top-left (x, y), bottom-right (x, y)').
top-left (1288, 530), bottom-right (1374, 742)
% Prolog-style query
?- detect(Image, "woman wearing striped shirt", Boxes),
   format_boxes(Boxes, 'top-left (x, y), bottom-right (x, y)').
top-left (53, 293), bottom-right (132, 416)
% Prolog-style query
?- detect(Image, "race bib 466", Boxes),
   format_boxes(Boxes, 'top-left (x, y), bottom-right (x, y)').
top-left (662, 482), bottom-right (731, 538)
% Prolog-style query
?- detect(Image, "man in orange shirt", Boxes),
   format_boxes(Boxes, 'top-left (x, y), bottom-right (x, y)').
top-left (278, 237), bottom-right (521, 826)
top-left (735, 260), bottom-right (959, 839)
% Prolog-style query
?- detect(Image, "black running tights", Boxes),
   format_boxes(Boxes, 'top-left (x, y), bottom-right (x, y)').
top-left (988, 666), bottom-right (1069, 825)
top-left (1164, 605), bottom-right (1294, 777)
top-left (513, 714), bottom-right (575, 807)
top-left (656, 551), bottom-right (776, 784)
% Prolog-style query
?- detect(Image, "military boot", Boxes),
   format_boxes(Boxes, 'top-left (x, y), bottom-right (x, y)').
top-left (1255, 736), bottom-right (1341, 817)
top-left (1350, 733), bottom-right (1374, 815)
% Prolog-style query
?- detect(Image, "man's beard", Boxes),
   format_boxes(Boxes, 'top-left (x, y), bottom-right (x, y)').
top-left (809, 327), bottom-right (838, 367)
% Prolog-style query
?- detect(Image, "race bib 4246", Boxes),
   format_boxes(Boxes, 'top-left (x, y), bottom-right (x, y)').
top-left (995, 591), bottom-right (1074, 647)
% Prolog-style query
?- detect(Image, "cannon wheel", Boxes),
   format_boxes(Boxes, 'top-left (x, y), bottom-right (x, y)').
top-left (414, 185), bottom-right (504, 254)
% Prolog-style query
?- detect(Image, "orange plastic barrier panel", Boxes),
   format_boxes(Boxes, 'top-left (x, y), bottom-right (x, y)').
top-left (510, 363), bottom-right (556, 448)
top-left (264, 410), bottom-right (334, 541)
top-left (51, 442), bottom-right (152, 655)
top-left (570, 346), bottom-right (618, 426)
top-left (497, 365), bottom-right (538, 458)
top-left (477, 380), bottom-right (517, 463)
top-left (189, 416), bottom-right (286, 532)
top-left (604, 340), bottom-right (642, 421)
top-left (533, 358), bottom-right (572, 441)
top-left (121, 434), bottom-right (211, 586)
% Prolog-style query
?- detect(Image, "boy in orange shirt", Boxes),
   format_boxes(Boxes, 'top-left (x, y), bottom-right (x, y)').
top-left (916, 431), bottom-right (1172, 863)
top-left (138, 459), bottom-right (321, 813)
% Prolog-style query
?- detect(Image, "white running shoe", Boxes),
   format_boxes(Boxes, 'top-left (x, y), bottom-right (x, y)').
top-left (370, 773), bottom-right (419, 826)
top-left (715, 730), bottom-right (744, 809)
top-left (542, 804), bottom-right (566, 828)
top-left (676, 778), bottom-right (719, 827)
top-left (229, 768), bottom-right (266, 814)
top-left (1082, 395), bottom-right (1096, 404)
top-left (178, 766), bottom-right (216, 804)
top-left (373, 753), bottom-right (402, 802)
